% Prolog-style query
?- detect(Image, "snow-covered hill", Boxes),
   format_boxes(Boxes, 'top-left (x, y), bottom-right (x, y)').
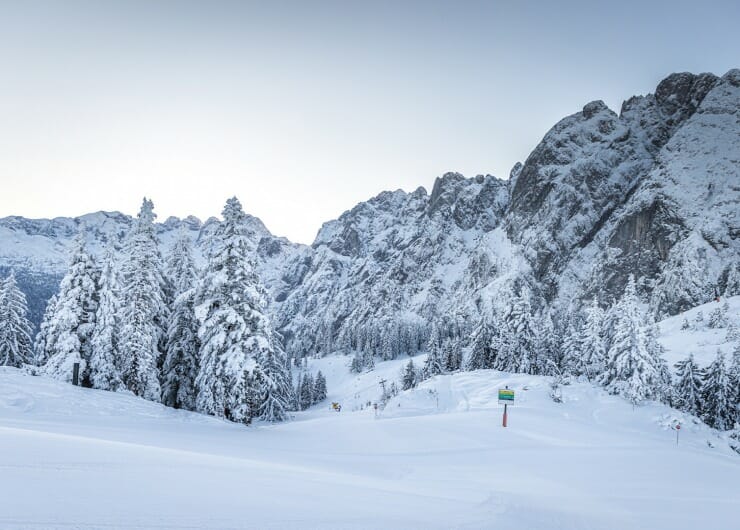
top-left (659, 295), bottom-right (740, 368)
top-left (1, 357), bottom-right (738, 529)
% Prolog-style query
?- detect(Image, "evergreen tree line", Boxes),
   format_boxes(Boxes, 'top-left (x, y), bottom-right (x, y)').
top-left (295, 370), bottom-right (327, 410)
top-left (397, 275), bottom-right (739, 432)
top-left (24, 197), bottom-right (296, 424)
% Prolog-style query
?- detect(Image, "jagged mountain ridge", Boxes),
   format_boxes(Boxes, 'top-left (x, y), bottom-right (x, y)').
top-left (1, 69), bottom-right (738, 356)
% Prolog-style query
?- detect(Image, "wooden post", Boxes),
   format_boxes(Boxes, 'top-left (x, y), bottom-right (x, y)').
top-left (72, 362), bottom-right (80, 386)
top-left (503, 403), bottom-right (508, 427)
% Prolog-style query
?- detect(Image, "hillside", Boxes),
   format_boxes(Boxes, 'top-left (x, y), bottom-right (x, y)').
top-left (1, 349), bottom-right (738, 529)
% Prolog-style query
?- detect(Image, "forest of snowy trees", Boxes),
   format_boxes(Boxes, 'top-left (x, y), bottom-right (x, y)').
top-left (1, 198), bottom-right (301, 424)
top-left (0, 200), bottom-right (738, 432)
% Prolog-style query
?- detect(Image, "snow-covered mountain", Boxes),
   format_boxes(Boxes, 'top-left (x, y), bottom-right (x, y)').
top-left (2, 69), bottom-right (738, 357)
top-left (0, 211), bottom-right (304, 329)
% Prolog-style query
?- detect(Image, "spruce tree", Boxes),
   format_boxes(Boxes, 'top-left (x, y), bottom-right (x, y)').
top-left (422, 323), bottom-right (444, 378)
top-left (467, 317), bottom-right (494, 370)
top-left (701, 350), bottom-right (735, 430)
top-left (89, 250), bottom-right (122, 391)
top-left (561, 319), bottom-right (584, 377)
top-left (42, 231), bottom-right (99, 385)
top-left (442, 338), bottom-right (462, 372)
top-left (313, 370), bottom-right (327, 403)
top-left (0, 273), bottom-right (34, 367)
top-left (602, 276), bottom-right (662, 405)
top-left (33, 293), bottom-right (58, 366)
top-left (117, 199), bottom-right (168, 401)
top-left (195, 197), bottom-right (289, 423)
top-left (401, 359), bottom-right (418, 390)
top-left (161, 232), bottom-right (200, 410)
top-left (581, 300), bottom-right (607, 381)
top-left (299, 373), bottom-right (314, 410)
top-left (506, 293), bottom-right (536, 374)
top-left (257, 334), bottom-right (293, 421)
top-left (673, 354), bottom-right (702, 415)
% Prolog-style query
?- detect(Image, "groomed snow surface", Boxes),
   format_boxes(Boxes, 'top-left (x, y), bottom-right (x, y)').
top-left (1, 352), bottom-right (738, 530)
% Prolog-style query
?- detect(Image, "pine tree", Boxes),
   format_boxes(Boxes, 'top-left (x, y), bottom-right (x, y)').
top-left (299, 373), bottom-right (314, 410)
top-left (42, 231), bottom-right (99, 385)
top-left (161, 232), bottom-right (199, 409)
top-left (33, 293), bottom-right (58, 366)
top-left (730, 343), bottom-right (740, 426)
top-left (701, 350), bottom-right (735, 430)
top-left (89, 250), bottom-right (122, 391)
top-left (401, 359), bottom-right (418, 390)
top-left (195, 197), bottom-right (288, 423)
top-left (117, 199), bottom-right (168, 401)
top-left (561, 319), bottom-right (584, 377)
top-left (313, 370), bottom-right (327, 403)
top-left (581, 300), bottom-right (607, 381)
top-left (650, 239), bottom-right (707, 315)
top-left (442, 338), bottom-right (462, 372)
top-left (422, 323), bottom-right (444, 378)
top-left (257, 334), bottom-right (293, 421)
top-left (723, 262), bottom-right (740, 297)
top-left (673, 354), bottom-right (702, 415)
top-left (492, 325), bottom-right (517, 373)
top-left (602, 276), bottom-right (662, 405)
top-left (0, 273), bottom-right (34, 367)
top-left (505, 293), bottom-right (536, 374)
top-left (708, 306), bottom-right (728, 329)
top-left (467, 317), bottom-right (494, 370)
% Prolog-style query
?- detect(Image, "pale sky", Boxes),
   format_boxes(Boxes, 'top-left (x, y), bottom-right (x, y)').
top-left (1, 0), bottom-right (738, 243)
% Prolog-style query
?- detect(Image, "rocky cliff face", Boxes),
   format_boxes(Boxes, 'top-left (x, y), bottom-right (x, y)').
top-left (2, 70), bottom-right (738, 354)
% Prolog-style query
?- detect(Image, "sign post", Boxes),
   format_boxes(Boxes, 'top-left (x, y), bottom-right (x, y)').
top-left (498, 387), bottom-right (515, 427)
top-left (675, 423), bottom-right (681, 446)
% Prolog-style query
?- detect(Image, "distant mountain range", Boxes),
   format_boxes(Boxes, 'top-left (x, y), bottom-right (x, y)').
top-left (2, 69), bottom-right (738, 357)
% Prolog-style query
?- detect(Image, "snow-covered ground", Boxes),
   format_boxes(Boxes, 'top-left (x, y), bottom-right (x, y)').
top-left (659, 295), bottom-right (739, 368)
top-left (1, 354), bottom-right (738, 530)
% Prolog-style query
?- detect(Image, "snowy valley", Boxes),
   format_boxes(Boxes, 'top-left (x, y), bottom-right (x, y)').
top-left (0, 68), bottom-right (739, 529)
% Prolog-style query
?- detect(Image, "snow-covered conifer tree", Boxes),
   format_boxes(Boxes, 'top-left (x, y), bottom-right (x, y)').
top-left (33, 293), bottom-right (57, 366)
top-left (708, 306), bottom-right (728, 329)
top-left (401, 358), bottom-right (418, 390)
top-left (257, 334), bottom-right (293, 421)
top-left (701, 350), bottom-right (735, 430)
top-left (117, 199), bottom-right (169, 400)
top-left (195, 197), bottom-right (289, 423)
top-left (467, 317), bottom-right (494, 370)
top-left (161, 232), bottom-right (200, 409)
top-left (89, 250), bottom-right (122, 391)
top-left (581, 300), bottom-right (607, 381)
top-left (602, 276), bottom-right (663, 405)
top-left (42, 231), bottom-right (99, 385)
top-left (505, 293), bottom-right (536, 374)
top-left (313, 370), bottom-right (327, 403)
top-left (650, 239), bottom-right (707, 316)
top-left (0, 273), bottom-right (34, 367)
top-left (673, 354), bottom-right (702, 415)
top-left (561, 319), bottom-right (584, 377)
top-left (422, 322), bottom-right (444, 378)
top-left (299, 373), bottom-right (314, 410)
top-left (442, 338), bottom-right (462, 372)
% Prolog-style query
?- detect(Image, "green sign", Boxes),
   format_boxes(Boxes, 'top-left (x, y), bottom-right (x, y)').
top-left (498, 389), bottom-right (515, 403)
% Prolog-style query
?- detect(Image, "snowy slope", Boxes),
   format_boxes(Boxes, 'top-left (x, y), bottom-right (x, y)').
top-left (658, 295), bottom-right (740, 368)
top-left (2, 359), bottom-right (738, 530)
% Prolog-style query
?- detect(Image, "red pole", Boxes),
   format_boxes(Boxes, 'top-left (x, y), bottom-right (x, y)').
top-left (502, 403), bottom-right (508, 427)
